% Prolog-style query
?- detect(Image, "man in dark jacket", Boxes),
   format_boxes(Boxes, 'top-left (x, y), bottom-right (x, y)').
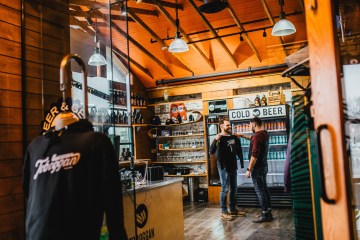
top-left (23, 119), bottom-right (127, 240)
top-left (239, 116), bottom-right (272, 223)
top-left (210, 117), bottom-right (245, 221)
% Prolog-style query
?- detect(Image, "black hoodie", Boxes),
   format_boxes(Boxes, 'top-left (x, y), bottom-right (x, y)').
top-left (209, 135), bottom-right (244, 173)
top-left (23, 120), bottom-right (127, 240)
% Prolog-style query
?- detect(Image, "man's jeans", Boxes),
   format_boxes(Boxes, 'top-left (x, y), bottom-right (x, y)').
top-left (218, 165), bottom-right (237, 213)
top-left (252, 168), bottom-right (271, 211)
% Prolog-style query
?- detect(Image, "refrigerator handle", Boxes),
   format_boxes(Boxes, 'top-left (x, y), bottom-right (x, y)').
top-left (316, 124), bottom-right (336, 204)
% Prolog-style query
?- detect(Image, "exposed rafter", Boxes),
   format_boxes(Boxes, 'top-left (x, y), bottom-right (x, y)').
top-left (69, 0), bottom-right (107, 9)
top-left (140, 0), bottom-right (183, 10)
top-left (297, 0), bottom-right (304, 12)
top-left (112, 46), bottom-right (154, 79)
top-left (260, 0), bottom-right (288, 56)
top-left (70, 16), bottom-right (96, 36)
top-left (153, 0), bottom-right (215, 71)
top-left (226, 2), bottom-right (262, 62)
top-left (111, 23), bottom-right (174, 77)
top-left (110, 4), bottom-right (159, 17)
top-left (70, 9), bottom-right (134, 22)
top-left (127, 8), bottom-right (195, 75)
top-left (188, 0), bottom-right (238, 67)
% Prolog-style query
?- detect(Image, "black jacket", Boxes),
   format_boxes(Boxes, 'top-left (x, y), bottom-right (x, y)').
top-left (209, 135), bottom-right (244, 172)
top-left (23, 120), bottom-right (127, 240)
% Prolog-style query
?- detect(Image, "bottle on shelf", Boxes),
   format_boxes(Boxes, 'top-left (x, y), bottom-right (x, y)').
top-left (261, 94), bottom-right (267, 106)
top-left (123, 112), bottom-right (128, 124)
top-left (120, 148), bottom-right (126, 162)
top-left (131, 92), bottom-right (135, 105)
top-left (117, 111), bottom-right (123, 124)
top-left (138, 113), bottom-right (143, 124)
top-left (125, 148), bottom-right (131, 161)
top-left (254, 95), bottom-right (261, 107)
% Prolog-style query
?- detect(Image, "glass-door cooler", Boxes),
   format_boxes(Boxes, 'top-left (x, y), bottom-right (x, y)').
top-left (229, 105), bottom-right (289, 187)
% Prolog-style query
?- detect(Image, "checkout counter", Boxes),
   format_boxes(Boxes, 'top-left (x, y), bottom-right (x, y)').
top-left (123, 177), bottom-right (184, 240)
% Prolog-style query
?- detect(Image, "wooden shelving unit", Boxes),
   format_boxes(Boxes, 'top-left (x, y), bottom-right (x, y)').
top-left (152, 161), bottom-right (206, 165)
top-left (92, 123), bottom-right (131, 127)
top-left (132, 124), bottom-right (148, 127)
top-left (151, 134), bottom-right (204, 139)
top-left (158, 147), bottom-right (205, 151)
top-left (131, 106), bottom-right (147, 110)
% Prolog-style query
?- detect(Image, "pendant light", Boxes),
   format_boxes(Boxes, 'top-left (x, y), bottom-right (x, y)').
top-left (272, 0), bottom-right (296, 37)
top-left (168, 0), bottom-right (189, 53)
top-left (88, 15), bottom-right (107, 66)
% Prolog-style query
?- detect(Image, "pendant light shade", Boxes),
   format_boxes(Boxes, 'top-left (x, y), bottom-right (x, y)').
top-left (168, 0), bottom-right (189, 53)
top-left (168, 38), bottom-right (189, 53)
top-left (272, 0), bottom-right (296, 37)
top-left (272, 19), bottom-right (296, 36)
top-left (88, 47), bottom-right (107, 66)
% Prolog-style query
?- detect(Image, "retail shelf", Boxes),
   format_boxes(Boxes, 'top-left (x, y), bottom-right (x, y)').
top-left (109, 104), bottom-right (127, 109)
top-left (148, 120), bottom-right (202, 127)
top-left (158, 147), bottom-right (205, 151)
top-left (152, 161), bottom-right (206, 165)
top-left (92, 123), bottom-right (131, 127)
top-left (132, 124), bottom-right (147, 127)
top-left (131, 106), bottom-right (147, 110)
top-left (164, 174), bottom-right (207, 177)
top-left (147, 99), bottom-right (202, 107)
top-left (154, 134), bottom-right (205, 139)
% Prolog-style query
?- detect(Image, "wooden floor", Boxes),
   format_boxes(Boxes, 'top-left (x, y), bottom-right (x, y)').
top-left (183, 202), bottom-right (294, 240)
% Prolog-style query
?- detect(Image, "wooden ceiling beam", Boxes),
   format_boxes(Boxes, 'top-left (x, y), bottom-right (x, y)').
top-left (70, 16), bottom-right (96, 36)
top-left (111, 23), bottom-right (174, 77)
top-left (153, 0), bottom-right (215, 71)
top-left (226, 2), bottom-right (262, 63)
top-left (140, 0), bottom-right (183, 10)
top-left (70, 9), bottom-right (134, 22)
top-left (110, 4), bottom-right (159, 17)
top-left (127, 8), bottom-right (195, 75)
top-left (69, 0), bottom-right (107, 9)
top-left (188, 0), bottom-right (238, 67)
top-left (260, 0), bottom-right (288, 56)
top-left (112, 46), bottom-right (154, 79)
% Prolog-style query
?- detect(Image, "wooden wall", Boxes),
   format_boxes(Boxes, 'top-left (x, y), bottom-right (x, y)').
top-left (0, 0), bottom-right (69, 239)
top-left (0, 1), bottom-right (25, 238)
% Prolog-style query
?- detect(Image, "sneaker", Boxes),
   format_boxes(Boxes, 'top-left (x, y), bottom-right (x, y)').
top-left (268, 210), bottom-right (273, 221)
top-left (230, 209), bottom-right (246, 217)
top-left (253, 211), bottom-right (272, 223)
top-left (221, 212), bottom-right (234, 221)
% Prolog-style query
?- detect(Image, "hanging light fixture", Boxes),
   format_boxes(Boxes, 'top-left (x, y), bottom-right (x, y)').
top-left (263, 29), bottom-right (267, 37)
top-left (272, 0), bottom-right (296, 37)
top-left (120, 2), bottom-right (127, 16)
top-left (88, 15), bottom-right (107, 66)
top-left (240, 33), bottom-right (244, 42)
top-left (168, 0), bottom-right (189, 53)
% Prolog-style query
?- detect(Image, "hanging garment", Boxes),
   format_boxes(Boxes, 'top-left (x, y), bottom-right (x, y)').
top-left (23, 120), bottom-right (127, 240)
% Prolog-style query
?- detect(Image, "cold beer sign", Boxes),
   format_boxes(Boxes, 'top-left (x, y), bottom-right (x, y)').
top-left (229, 105), bottom-right (287, 121)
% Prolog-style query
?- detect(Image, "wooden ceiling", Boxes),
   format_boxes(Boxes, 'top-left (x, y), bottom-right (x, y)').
top-left (69, 0), bottom-right (307, 88)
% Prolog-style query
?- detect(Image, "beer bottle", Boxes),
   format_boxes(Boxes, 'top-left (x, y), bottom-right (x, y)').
top-left (254, 95), bottom-right (261, 107)
top-left (261, 94), bottom-right (267, 106)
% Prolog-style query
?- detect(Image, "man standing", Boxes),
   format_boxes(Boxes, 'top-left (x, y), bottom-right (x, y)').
top-left (210, 118), bottom-right (245, 220)
top-left (239, 116), bottom-right (272, 223)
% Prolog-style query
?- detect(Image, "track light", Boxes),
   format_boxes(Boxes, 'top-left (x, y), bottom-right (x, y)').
top-left (263, 29), bottom-right (267, 37)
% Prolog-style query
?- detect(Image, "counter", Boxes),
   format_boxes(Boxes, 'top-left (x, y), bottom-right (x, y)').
top-left (123, 178), bottom-right (184, 240)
